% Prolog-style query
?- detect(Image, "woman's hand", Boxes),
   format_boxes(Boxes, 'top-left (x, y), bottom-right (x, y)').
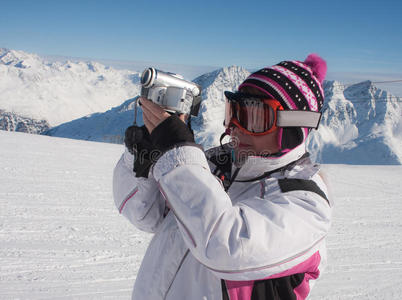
top-left (140, 98), bottom-right (186, 133)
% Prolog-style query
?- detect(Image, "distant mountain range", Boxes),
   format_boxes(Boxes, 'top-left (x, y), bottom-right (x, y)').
top-left (1, 48), bottom-right (401, 165)
top-left (0, 48), bottom-right (140, 126)
top-left (43, 66), bottom-right (251, 149)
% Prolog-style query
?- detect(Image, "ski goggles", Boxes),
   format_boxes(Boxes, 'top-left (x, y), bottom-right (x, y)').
top-left (224, 91), bottom-right (322, 136)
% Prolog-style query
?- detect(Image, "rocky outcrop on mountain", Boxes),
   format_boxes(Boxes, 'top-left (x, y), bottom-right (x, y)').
top-left (0, 110), bottom-right (50, 134)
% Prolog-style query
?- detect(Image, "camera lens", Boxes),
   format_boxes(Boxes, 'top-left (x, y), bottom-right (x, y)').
top-left (141, 68), bottom-right (155, 87)
top-left (140, 69), bottom-right (152, 86)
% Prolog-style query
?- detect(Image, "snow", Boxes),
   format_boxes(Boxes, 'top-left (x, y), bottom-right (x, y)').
top-left (43, 54), bottom-right (219, 83)
top-left (43, 66), bottom-right (251, 147)
top-left (0, 48), bottom-right (140, 126)
top-left (309, 164), bottom-right (402, 299)
top-left (0, 130), bottom-right (151, 299)
top-left (192, 66), bottom-right (250, 148)
top-left (308, 80), bottom-right (402, 165)
top-left (2, 48), bottom-right (402, 165)
top-left (1, 130), bottom-right (402, 299)
top-left (44, 98), bottom-right (141, 144)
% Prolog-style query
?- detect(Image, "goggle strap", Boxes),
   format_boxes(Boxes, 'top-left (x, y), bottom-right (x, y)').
top-left (276, 111), bottom-right (322, 129)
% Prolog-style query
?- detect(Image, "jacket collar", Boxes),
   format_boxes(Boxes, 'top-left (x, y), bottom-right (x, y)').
top-left (234, 143), bottom-right (307, 181)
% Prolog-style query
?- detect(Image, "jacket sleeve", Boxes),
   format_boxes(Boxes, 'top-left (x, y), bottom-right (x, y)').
top-left (113, 148), bottom-right (166, 233)
top-left (152, 146), bottom-right (332, 280)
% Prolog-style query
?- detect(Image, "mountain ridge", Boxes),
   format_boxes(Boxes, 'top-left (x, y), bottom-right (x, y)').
top-left (0, 48), bottom-right (140, 127)
top-left (309, 80), bottom-right (402, 164)
top-left (1, 48), bottom-right (401, 164)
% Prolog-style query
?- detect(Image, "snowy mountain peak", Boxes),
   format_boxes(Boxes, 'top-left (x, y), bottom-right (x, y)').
top-left (1, 48), bottom-right (401, 164)
top-left (192, 66), bottom-right (251, 148)
top-left (0, 48), bottom-right (43, 69)
top-left (344, 80), bottom-right (378, 102)
top-left (309, 81), bottom-right (402, 164)
top-left (193, 65), bottom-right (249, 91)
top-left (46, 65), bottom-right (252, 148)
top-left (325, 80), bottom-right (399, 104)
top-left (0, 49), bottom-right (140, 126)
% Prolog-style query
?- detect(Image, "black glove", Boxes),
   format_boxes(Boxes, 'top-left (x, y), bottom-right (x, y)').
top-left (124, 125), bottom-right (157, 178)
top-left (150, 115), bottom-right (197, 153)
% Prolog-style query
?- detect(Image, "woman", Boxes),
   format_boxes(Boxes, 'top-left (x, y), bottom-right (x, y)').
top-left (113, 54), bottom-right (332, 299)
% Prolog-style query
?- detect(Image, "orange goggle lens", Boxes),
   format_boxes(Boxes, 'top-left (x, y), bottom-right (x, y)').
top-left (224, 97), bottom-right (283, 135)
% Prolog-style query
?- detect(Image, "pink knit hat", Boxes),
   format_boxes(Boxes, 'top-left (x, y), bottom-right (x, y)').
top-left (238, 53), bottom-right (327, 150)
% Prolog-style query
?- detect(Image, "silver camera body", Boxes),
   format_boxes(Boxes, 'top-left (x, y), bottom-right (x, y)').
top-left (140, 67), bottom-right (201, 116)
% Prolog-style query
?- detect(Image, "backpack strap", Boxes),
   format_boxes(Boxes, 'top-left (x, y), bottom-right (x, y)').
top-left (278, 178), bottom-right (330, 205)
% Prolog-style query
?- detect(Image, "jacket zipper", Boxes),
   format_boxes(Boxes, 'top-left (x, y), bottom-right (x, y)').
top-left (163, 249), bottom-right (190, 300)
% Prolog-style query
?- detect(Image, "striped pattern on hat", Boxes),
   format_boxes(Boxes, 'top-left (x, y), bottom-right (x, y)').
top-left (239, 61), bottom-right (325, 113)
top-left (238, 54), bottom-right (327, 150)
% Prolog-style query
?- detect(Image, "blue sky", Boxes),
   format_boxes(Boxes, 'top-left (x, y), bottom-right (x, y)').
top-left (1, 0), bottom-right (402, 76)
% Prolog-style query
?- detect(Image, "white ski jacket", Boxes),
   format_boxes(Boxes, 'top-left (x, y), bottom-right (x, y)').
top-left (113, 142), bottom-right (332, 300)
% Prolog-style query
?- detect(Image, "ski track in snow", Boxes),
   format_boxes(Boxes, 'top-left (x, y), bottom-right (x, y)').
top-left (1, 130), bottom-right (401, 299)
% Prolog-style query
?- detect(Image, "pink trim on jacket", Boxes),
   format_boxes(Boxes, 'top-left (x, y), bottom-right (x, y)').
top-left (119, 188), bottom-right (138, 213)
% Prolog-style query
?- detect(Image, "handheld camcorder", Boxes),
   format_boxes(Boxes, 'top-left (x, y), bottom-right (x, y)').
top-left (140, 68), bottom-right (202, 116)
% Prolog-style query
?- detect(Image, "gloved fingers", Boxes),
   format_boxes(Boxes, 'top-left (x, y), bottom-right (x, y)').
top-left (124, 125), bottom-right (155, 156)
top-left (124, 126), bottom-right (138, 154)
top-left (134, 157), bottom-right (153, 178)
top-left (125, 125), bottom-right (135, 140)
top-left (125, 125), bottom-right (144, 144)
top-left (143, 110), bottom-right (156, 134)
top-left (150, 115), bottom-right (195, 153)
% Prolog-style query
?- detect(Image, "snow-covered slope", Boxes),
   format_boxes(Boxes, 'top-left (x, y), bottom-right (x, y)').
top-left (0, 130), bottom-right (150, 299)
top-left (0, 48), bottom-right (140, 126)
top-left (44, 97), bottom-right (141, 144)
top-left (1, 130), bottom-right (402, 299)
